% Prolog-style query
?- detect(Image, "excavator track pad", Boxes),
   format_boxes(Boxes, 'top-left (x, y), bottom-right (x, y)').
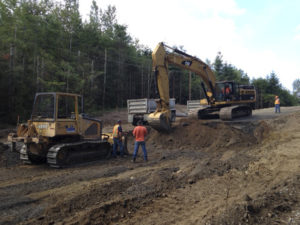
top-left (220, 105), bottom-right (252, 120)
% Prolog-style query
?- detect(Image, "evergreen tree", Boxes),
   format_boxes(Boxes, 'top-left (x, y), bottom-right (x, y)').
top-left (293, 79), bottom-right (300, 94)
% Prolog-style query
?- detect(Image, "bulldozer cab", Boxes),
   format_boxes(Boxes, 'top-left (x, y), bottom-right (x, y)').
top-left (29, 92), bottom-right (84, 137)
top-left (29, 92), bottom-right (104, 139)
top-left (31, 92), bottom-right (82, 122)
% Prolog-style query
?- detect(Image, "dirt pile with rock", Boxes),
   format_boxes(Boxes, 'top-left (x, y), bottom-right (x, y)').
top-left (148, 118), bottom-right (269, 150)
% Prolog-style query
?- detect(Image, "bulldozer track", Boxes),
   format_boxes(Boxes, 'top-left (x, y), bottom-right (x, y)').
top-left (47, 140), bottom-right (111, 168)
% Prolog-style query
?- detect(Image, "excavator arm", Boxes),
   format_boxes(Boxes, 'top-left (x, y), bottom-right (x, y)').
top-left (148, 42), bottom-right (216, 132)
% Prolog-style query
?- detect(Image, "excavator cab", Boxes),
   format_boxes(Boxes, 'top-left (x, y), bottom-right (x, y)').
top-left (215, 82), bottom-right (233, 101)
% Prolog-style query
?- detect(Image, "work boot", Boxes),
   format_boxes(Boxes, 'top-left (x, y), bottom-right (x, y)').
top-left (144, 157), bottom-right (148, 162)
top-left (132, 158), bottom-right (136, 163)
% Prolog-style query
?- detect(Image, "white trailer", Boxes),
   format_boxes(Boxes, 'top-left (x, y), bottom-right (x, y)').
top-left (127, 98), bottom-right (176, 125)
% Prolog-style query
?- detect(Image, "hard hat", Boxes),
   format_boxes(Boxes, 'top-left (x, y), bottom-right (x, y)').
top-left (117, 119), bottom-right (121, 123)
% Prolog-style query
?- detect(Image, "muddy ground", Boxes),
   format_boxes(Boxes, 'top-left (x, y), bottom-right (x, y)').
top-left (1, 106), bottom-right (300, 225)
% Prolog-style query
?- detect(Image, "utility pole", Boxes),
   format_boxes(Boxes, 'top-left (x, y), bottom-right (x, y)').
top-left (41, 57), bottom-right (44, 92)
top-left (141, 63), bottom-right (144, 97)
top-left (67, 35), bottom-right (72, 93)
top-left (102, 49), bottom-right (107, 111)
top-left (91, 60), bottom-right (94, 92)
top-left (147, 61), bottom-right (151, 99)
top-left (36, 56), bottom-right (40, 91)
top-left (9, 44), bottom-right (14, 115)
top-left (189, 71), bottom-right (192, 100)
top-left (179, 72), bottom-right (182, 103)
top-left (67, 68), bottom-right (69, 93)
top-left (172, 72), bottom-right (175, 98)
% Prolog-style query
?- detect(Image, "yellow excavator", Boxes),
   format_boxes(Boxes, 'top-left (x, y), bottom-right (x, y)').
top-left (148, 42), bottom-right (256, 132)
top-left (7, 92), bottom-right (127, 168)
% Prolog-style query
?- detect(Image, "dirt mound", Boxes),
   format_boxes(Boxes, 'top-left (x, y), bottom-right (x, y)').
top-left (147, 118), bottom-right (264, 151)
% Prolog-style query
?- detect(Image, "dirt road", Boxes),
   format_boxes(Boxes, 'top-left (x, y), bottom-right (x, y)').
top-left (0, 106), bottom-right (300, 225)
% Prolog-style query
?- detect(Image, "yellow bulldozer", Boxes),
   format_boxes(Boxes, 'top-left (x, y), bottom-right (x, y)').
top-left (7, 92), bottom-right (127, 168)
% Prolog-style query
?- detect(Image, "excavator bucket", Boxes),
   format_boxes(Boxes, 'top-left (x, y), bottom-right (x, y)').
top-left (148, 112), bottom-right (171, 133)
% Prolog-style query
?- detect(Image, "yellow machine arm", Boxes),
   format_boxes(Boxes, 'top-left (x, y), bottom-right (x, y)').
top-left (149, 42), bottom-right (216, 132)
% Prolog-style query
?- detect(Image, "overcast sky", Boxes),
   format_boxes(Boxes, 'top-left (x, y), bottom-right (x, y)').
top-left (79, 0), bottom-right (299, 92)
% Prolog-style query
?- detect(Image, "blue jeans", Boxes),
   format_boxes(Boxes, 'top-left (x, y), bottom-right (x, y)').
top-left (133, 141), bottom-right (147, 160)
top-left (275, 104), bottom-right (280, 113)
top-left (113, 138), bottom-right (124, 156)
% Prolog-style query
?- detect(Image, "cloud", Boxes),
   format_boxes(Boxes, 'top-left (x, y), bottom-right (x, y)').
top-left (293, 24), bottom-right (300, 40)
top-left (182, 0), bottom-right (245, 16)
top-left (79, 0), bottom-right (298, 91)
top-left (294, 34), bottom-right (300, 41)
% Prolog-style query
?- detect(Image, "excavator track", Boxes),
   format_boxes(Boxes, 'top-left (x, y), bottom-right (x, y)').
top-left (47, 140), bottom-right (111, 168)
top-left (197, 106), bottom-right (219, 119)
top-left (219, 105), bottom-right (252, 120)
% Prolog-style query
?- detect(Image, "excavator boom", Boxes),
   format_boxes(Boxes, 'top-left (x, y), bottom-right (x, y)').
top-left (148, 42), bottom-right (216, 132)
top-left (148, 42), bottom-right (256, 132)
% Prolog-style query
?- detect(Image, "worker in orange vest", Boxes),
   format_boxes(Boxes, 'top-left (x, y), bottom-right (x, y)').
top-left (274, 96), bottom-right (280, 113)
top-left (132, 120), bottom-right (148, 162)
top-left (112, 120), bottom-right (124, 157)
top-left (222, 85), bottom-right (231, 100)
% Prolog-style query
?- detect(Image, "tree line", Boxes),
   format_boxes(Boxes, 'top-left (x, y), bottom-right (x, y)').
top-left (0, 0), bottom-right (298, 124)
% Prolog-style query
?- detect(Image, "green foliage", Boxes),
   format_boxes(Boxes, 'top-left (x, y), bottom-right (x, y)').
top-left (212, 54), bottom-right (297, 108)
top-left (0, 0), bottom-right (153, 123)
top-left (212, 52), bottom-right (250, 84)
top-left (0, 0), bottom-right (297, 123)
top-left (252, 72), bottom-right (298, 108)
top-left (293, 79), bottom-right (300, 94)
top-left (278, 89), bottom-right (298, 106)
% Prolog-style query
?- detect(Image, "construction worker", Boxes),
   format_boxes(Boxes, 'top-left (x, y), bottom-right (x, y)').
top-left (132, 120), bottom-right (148, 162)
top-left (222, 84), bottom-right (231, 101)
top-left (112, 120), bottom-right (124, 157)
top-left (274, 96), bottom-right (280, 113)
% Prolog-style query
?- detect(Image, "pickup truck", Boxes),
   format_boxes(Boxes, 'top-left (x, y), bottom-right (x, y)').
top-left (127, 98), bottom-right (176, 126)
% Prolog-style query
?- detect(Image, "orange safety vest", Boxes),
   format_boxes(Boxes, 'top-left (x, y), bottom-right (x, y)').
top-left (222, 87), bottom-right (231, 95)
top-left (113, 124), bottom-right (120, 138)
top-left (275, 98), bottom-right (280, 105)
top-left (225, 87), bottom-right (231, 94)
